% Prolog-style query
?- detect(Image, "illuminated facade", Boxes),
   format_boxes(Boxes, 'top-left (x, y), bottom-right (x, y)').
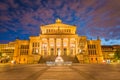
top-left (13, 19), bottom-right (103, 64)
top-left (101, 45), bottom-right (120, 63)
top-left (1, 19), bottom-right (104, 64)
top-left (0, 42), bottom-right (15, 63)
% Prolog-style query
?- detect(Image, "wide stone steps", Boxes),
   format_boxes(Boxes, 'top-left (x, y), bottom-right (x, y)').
top-left (38, 55), bottom-right (79, 63)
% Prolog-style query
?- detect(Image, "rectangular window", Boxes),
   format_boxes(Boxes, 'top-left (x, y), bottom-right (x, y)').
top-left (32, 43), bottom-right (34, 47)
top-left (88, 50), bottom-right (90, 55)
top-left (96, 58), bottom-right (97, 61)
top-left (88, 45), bottom-right (89, 48)
top-left (95, 50), bottom-right (96, 55)
top-left (91, 58), bottom-right (93, 60)
top-left (38, 43), bottom-right (39, 47)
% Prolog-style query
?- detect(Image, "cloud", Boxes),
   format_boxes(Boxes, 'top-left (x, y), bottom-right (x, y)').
top-left (7, 0), bottom-right (18, 8)
top-left (0, 0), bottom-right (120, 45)
top-left (0, 2), bottom-right (9, 11)
top-left (0, 27), bottom-right (7, 33)
top-left (0, 15), bottom-right (10, 21)
top-left (101, 38), bottom-right (120, 45)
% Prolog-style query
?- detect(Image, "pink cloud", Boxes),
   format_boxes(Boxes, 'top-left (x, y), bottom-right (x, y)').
top-left (0, 15), bottom-right (10, 21)
top-left (20, 7), bottom-right (54, 26)
top-left (0, 28), bottom-right (7, 33)
top-left (0, 2), bottom-right (8, 10)
top-left (7, 0), bottom-right (18, 8)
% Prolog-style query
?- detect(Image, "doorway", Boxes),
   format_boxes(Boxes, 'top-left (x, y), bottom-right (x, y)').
top-left (64, 48), bottom-right (67, 55)
top-left (50, 48), bottom-right (54, 56)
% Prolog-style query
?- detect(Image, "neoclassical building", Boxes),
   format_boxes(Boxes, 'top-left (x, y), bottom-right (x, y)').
top-left (0, 42), bottom-right (15, 63)
top-left (12, 19), bottom-right (103, 64)
top-left (101, 45), bottom-right (120, 63)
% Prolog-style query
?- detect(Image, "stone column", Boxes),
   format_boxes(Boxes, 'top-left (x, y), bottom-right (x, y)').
top-left (39, 41), bottom-right (41, 55)
top-left (61, 38), bottom-right (63, 56)
top-left (47, 38), bottom-right (50, 56)
top-left (54, 38), bottom-right (56, 56)
top-left (75, 38), bottom-right (77, 55)
top-left (41, 42), bottom-right (44, 56)
top-left (73, 40), bottom-right (76, 56)
top-left (68, 38), bottom-right (70, 56)
top-left (28, 41), bottom-right (32, 55)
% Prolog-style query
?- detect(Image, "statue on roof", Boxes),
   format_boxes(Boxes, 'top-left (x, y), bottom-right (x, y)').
top-left (56, 18), bottom-right (62, 23)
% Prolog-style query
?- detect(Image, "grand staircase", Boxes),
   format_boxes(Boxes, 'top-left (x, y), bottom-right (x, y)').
top-left (38, 55), bottom-right (79, 63)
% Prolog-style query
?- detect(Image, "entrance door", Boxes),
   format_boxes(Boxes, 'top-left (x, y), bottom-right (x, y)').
top-left (70, 48), bottom-right (73, 55)
top-left (50, 48), bottom-right (54, 56)
top-left (64, 48), bottom-right (67, 55)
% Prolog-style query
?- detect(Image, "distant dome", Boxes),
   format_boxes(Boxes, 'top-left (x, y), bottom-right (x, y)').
top-left (56, 18), bottom-right (62, 23)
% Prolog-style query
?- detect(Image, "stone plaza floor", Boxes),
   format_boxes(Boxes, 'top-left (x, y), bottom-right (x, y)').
top-left (0, 63), bottom-right (120, 80)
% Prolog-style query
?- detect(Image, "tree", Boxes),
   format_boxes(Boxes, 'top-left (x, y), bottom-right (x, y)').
top-left (114, 49), bottom-right (120, 60)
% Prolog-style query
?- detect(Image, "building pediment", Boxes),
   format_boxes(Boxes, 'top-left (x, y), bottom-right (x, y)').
top-left (42, 18), bottom-right (75, 28)
top-left (40, 19), bottom-right (76, 35)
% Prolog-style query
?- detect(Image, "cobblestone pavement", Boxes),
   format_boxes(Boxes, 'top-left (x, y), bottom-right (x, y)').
top-left (0, 64), bottom-right (120, 80)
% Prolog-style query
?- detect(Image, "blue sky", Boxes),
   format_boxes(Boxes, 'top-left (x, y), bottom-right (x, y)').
top-left (0, 0), bottom-right (120, 45)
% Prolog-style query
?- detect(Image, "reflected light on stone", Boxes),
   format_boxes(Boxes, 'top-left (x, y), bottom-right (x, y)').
top-left (63, 43), bottom-right (67, 46)
top-left (50, 44), bottom-right (54, 46)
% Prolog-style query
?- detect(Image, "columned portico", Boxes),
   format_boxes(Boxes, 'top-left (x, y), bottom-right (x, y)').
top-left (40, 37), bottom-right (77, 57)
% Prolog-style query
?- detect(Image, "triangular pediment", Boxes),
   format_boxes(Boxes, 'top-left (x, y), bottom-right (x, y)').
top-left (41, 19), bottom-right (75, 28)
top-left (40, 19), bottom-right (76, 35)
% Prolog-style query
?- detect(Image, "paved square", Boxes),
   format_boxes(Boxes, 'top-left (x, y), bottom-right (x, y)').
top-left (0, 64), bottom-right (120, 80)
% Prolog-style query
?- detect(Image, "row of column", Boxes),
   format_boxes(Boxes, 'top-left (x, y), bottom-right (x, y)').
top-left (40, 38), bottom-right (77, 56)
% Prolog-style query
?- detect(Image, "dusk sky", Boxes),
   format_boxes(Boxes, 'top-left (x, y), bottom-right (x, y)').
top-left (0, 0), bottom-right (120, 45)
